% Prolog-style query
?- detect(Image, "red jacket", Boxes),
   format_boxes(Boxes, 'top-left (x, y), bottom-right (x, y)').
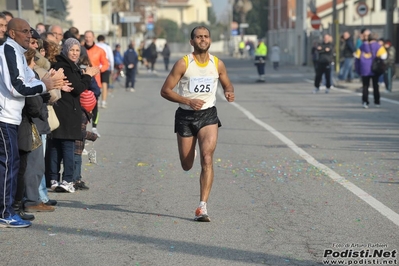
top-left (86, 44), bottom-right (109, 87)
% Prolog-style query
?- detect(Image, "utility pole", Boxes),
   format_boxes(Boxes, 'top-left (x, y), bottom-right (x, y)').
top-left (295, 0), bottom-right (307, 65)
top-left (332, 0), bottom-right (339, 72)
top-left (17, 0), bottom-right (22, 18)
top-left (43, 0), bottom-right (47, 24)
top-left (385, 0), bottom-right (394, 41)
top-left (128, 0), bottom-right (135, 38)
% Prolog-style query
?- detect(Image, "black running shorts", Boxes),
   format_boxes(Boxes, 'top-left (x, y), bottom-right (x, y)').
top-left (100, 70), bottom-right (111, 84)
top-left (174, 106), bottom-right (221, 137)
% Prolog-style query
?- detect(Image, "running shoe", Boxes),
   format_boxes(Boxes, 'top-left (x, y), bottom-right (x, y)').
top-left (194, 205), bottom-right (210, 222)
top-left (0, 214), bottom-right (32, 228)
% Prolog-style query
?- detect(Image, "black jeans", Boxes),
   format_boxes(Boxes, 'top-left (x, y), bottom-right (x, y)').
top-left (361, 75), bottom-right (380, 105)
top-left (314, 62), bottom-right (331, 89)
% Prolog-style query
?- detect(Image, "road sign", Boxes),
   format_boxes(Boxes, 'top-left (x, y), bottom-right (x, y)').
top-left (119, 16), bottom-right (141, 23)
top-left (356, 2), bottom-right (369, 17)
top-left (119, 12), bottom-right (142, 23)
top-left (147, 23), bottom-right (154, 31)
top-left (310, 14), bottom-right (321, 30)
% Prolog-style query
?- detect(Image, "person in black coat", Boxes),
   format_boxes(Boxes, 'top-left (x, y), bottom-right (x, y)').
top-left (123, 40), bottom-right (139, 92)
top-left (46, 38), bottom-right (99, 193)
top-left (313, 34), bottom-right (334, 94)
top-left (161, 43), bottom-right (171, 71)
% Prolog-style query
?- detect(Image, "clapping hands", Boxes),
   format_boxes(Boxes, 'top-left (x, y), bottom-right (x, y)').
top-left (83, 66), bottom-right (100, 77)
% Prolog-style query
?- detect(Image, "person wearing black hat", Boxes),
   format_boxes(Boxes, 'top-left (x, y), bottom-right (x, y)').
top-left (29, 27), bottom-right (41, 50)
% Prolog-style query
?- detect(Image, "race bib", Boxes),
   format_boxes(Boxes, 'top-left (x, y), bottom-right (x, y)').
top-left (189, 77), bottom-right (214, 93)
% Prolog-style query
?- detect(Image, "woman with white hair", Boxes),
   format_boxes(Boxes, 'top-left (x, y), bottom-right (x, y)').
top-left (46, 38), bottom-right (99, 193)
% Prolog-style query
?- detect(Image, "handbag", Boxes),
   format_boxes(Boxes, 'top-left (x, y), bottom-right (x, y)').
top-left (369, 43), bottom-right (386, 75)
top-left (31, 123), bottom-right (42, 150)
top-left (47, 105), bottom-right (60, 131)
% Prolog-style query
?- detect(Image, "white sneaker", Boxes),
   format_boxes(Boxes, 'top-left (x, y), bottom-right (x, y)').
top-left (50, 180), bottom-right (59, 191)
top-left (130, 88), bottom-right (135, 92)
top-left (101, 101), bottom-right (107, 109)
top-left (92, 128), bottom-right (101, 138)
top-left (59, 181), bottom-right (75, 193)
top-left (313, 88), bottom-right (319, 94)
top-left (363, 102), bottom-right (369, 109)
top-left (82, 149), bottom-right (88, 155)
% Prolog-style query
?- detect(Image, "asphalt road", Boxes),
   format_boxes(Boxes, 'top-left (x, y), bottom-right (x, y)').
top-left (1, 56), bottom-right (398, 266)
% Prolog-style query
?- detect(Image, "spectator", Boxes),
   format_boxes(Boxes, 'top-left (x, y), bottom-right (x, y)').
top-left (161, 43), bottom-right (171, 71)
top-left (0, 18), bottom-right (57, 228)
top-left (313, 34), bottom-right (334, 94)
top-left (2, 10), bottom-right (13, 23)
top-left (338, 31), bottom-right (356, 83)
top-left (40, 32), bottom-right (57, 43)
top-left (0, 12), bottom-right (7, 45)
top-left (96, 35), bottom-right (114, 109)
top-left (270, 44), bottom-right (280, 70)
top-left (47, 38), bottom-right (99, 193)
top-left (123, 40), bottom-right (139, 92)
top-left (355, 32), bottom-right (387, 108)
top-left (383, 40), bottom-right (396, 92)
top-left (145, 38), bottom-right (158, 73)
top-left (35, 22), bottom-right (46, 34)
top-left (112, 44), bottom-right (124, 83)
top-left (84, 30), bottom-right (109, 137)
top-left (48, 24), bottom-right (63, 45)
top-left (21, 48), bottom-right (55, 213)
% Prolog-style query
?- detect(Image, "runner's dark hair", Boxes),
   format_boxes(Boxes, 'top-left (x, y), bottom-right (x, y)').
top-left (190, 26), bottom-right (211, 40)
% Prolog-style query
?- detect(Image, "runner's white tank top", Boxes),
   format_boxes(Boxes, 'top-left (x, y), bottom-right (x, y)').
top-left (177, 53), bottom-right (219, 110)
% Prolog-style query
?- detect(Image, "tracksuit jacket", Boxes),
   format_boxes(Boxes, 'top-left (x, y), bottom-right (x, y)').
top-left (0, 37), bottom-right (46, 125)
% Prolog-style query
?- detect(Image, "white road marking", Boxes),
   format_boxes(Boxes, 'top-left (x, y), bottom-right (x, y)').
top-left (218, 89), bottom-right (399, 227)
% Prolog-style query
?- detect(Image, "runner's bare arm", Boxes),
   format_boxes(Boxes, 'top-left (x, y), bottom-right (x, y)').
top-left (160, 58), bottom-right (206, 110)
top-left (218, 59), bottom-right (235, 102)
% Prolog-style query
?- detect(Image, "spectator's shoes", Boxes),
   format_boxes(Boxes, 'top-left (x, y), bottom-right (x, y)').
top-left (56, 181), bottom-right (75, 193)
top-left (44, 199), bottom-right (57, 206)
top-left (0, 214), bottom-right (32, 228)
top-left (74, 180), bottom-right (90, 190)
top-left (25, 203), bottom-right (55, 212)
top-left (194, 206), bottom-right (211, 222)
top-left (50, 180), bottom-right (59, 191)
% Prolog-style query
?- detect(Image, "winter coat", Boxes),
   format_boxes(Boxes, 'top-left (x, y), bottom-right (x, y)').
top-left (342, 37), bottom-right (356, 58)
top-left (316, 42), bottom-right (334, 64)
top-left (123, 48), bottom-right (139, 69)
top-left (162, 45), bottom-right (171, 59)
top-left (18, 96), bottom-right (43, 152)
top-left (355, 41), bottom-right (387, 76)
top-left (270, 46), bottom-right (280, 62)
top-left (50, 53), bottom-right (91, 140)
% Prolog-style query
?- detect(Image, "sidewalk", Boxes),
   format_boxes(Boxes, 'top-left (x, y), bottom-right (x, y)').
top-left (284, 64), bottom-right (399, 102)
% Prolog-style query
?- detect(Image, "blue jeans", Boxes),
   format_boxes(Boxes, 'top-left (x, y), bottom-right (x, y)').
top-left (39, 135), bottom-right (49, 203)
top-left (73, 153), bottom-right (82, 183)
top-left (339, 57), bottom-right (354, 80)
top-left (47, 138), bottom-right (75, 183)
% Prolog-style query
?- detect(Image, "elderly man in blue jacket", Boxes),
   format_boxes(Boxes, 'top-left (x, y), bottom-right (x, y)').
top-left (0, 18), bottom-right (60, 228)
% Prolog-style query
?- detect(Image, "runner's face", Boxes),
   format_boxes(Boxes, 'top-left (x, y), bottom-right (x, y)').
top-left (191, 28), bottom-right (211, 52)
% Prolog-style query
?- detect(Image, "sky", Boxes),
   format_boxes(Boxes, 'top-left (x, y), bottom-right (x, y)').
top-left (211, 0), bottom-right (229, 19)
